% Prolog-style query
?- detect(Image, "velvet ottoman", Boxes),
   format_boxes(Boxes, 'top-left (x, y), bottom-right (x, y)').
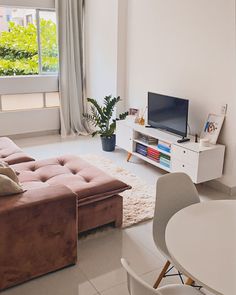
top-left (12, 155), bottom-right (131, 233)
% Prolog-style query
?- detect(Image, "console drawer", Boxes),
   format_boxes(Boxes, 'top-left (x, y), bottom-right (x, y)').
top-left (171, 158), bottom-right (197, 182)
top-left (172, 144), bottom-right (198, 165)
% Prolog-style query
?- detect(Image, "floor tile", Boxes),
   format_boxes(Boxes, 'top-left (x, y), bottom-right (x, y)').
top-left (99, 283), bottom-right (129, 295)
top-left (78, 228), bottom-right (163, 292)
top-left (2, 266), bottom-right (98, 295)
top-left (123, 221), bottom-right (166, 259)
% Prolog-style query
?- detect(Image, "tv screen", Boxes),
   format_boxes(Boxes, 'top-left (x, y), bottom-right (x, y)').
top-left (148, 92), bottom-right (189, 137)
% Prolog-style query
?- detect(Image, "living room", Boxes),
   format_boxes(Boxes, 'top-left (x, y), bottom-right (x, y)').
top-left (0, 1), bottom-right (235, 295)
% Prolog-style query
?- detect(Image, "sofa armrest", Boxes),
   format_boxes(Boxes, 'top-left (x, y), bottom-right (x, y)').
top-left (0, 185), bottom-right (77, 214)
top-left (0, 185), bottom-right (78, 291)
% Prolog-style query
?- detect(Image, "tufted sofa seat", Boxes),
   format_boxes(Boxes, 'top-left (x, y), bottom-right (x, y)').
top-left (0, 137), bottom-right (35, 165)
top-left (12, 155), bottom-right (131, 232)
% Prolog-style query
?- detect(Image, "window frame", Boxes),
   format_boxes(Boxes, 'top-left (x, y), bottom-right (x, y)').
top-left (0, 1), bottom-right (59, 94)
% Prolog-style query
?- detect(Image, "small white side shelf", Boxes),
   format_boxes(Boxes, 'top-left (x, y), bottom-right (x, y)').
top-left (116, 119), bottom-right (225, 184)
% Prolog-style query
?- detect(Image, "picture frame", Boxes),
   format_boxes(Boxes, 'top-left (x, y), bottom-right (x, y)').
top-left (129, 108), bottom-right (139, 116)
top-left (200, 113), bottom-right (225, 144)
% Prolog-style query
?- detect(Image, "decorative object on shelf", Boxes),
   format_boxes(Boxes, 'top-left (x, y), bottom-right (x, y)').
top-left (138, 106), bottom-right (147, 126)
top-left (136, 143), bottom-right (147, 156)
top-left (147, 147), bottom-right (160, 162)
top-left (129, 108), bottom-right (139, 116)
top-left (138, 135), bottom-right (158, 145)
top-left (157, 140), bottom-right (171, 154)
top-left (200, 138), bottom-right (210, 147)
top-left (200, 113), bottom-right (225, 144)
top-left (128, 108), bottom-right (140, 123)
top-left (83, 95), bottom-right (128, 152)
top-left (138, 116), bottom-right (145, 125)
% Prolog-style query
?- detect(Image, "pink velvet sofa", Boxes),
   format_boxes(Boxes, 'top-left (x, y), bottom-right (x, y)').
top-left (0, 137), bottom-right (130, 290)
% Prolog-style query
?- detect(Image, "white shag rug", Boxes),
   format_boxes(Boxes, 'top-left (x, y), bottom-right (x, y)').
top-left (80, 154), bottom-right (155, 228)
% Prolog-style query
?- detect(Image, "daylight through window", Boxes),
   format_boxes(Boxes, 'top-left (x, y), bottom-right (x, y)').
top-left (0, 7), bottom-right (58, 76)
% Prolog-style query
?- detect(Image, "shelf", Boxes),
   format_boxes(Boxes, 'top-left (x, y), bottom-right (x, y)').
top-left (133, 152), bottom-right (171, 172)
top-left (134, 139), bottom-right (171, 157)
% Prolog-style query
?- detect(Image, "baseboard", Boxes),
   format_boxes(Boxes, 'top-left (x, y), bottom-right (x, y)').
top-left (205, 179), bottom-right (236, 196)
top-left (8, 130), bottom-right (60, 140)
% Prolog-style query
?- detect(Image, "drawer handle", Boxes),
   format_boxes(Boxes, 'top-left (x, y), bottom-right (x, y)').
top-left (182, 164), bottom-right (185, 168)
top-left (183, 151), bottom-right (186, 154)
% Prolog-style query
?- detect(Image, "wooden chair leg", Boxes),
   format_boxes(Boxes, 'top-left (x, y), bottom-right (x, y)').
top-left (185, 278), bottom-right (194, 285)
top-left (153, 260), bottom-right (171, 289)
top-left (127, 152), bottom-right (132, 162)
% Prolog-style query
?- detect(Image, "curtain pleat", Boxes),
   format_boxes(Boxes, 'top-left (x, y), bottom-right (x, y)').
top-left (56, 0), bottom-right (89, 136)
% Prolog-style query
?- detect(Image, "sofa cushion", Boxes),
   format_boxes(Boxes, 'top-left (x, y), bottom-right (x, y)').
top-left (12, 155), bottom-right (131, 203)
top-left (0, 137), bottom-right (35, 165)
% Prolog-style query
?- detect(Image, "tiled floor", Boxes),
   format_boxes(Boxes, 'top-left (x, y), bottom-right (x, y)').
top-left (3, 134), bottom-right (230, 295)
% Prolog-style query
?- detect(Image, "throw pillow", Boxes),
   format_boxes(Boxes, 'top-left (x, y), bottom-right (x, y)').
top-left (0, 174), bottom-right (24, 196)
top-left (0, 160), bottom-right (7, 167)
top-left (0, 160), bottom-right (20, 175)
top-left (0, 166), bottom-right (20, 184)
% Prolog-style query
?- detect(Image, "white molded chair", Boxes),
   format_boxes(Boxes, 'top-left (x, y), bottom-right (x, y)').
top-left (121, 258), bottom-right (202, 295)
top-left (153, 172), bottom-right (200, 288)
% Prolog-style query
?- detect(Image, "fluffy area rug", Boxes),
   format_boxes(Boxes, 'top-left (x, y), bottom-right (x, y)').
top-left (81, 154), bottom-right (155, 228)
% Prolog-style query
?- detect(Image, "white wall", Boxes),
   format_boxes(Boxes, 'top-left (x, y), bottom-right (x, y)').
top-left (125, 0), bottom-right (236, 187)
top-left (0, 108), bottom-right (59, 136)
top-left (85, 0), bottom-right (127, 113)
top-left (85, 0), bottom-right (118, 105)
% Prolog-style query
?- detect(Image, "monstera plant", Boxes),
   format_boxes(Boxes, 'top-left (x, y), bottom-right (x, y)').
top-left (84, 95), bottom-right (128, 151)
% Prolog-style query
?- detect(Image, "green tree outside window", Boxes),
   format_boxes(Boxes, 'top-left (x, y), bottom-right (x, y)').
top-left (0, 20), bottom-right (58, 76)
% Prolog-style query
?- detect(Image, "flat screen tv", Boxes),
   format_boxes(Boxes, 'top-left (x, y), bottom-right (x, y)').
top-left (148, 92), bottom-right (189, 137)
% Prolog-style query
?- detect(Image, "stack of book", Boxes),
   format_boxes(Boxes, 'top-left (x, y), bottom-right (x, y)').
top-left (139, 135), bottom-right (158, 145)
top-left (147, 147), bottom-right (160, 162)
top-left (157, 140), bottom-right (171, 154)
top-left (136, 143), bottom-right (147, 156)
top-left (159, 154), bottom-right (171, 168)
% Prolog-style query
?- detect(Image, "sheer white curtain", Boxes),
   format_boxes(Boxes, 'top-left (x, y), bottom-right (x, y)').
top-left (56, 0), bottom-right (89, 136)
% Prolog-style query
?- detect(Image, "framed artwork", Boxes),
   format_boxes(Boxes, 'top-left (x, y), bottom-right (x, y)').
top-left (129, 108), bottom-right (139, 116)
top-left (200, 113), bottom-right (225, 144)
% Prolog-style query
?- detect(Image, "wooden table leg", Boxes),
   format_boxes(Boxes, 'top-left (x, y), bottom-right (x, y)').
top-left (185, 278), bottom-right (194, 285)
top-left (127, 152), bottom-right (132, 162)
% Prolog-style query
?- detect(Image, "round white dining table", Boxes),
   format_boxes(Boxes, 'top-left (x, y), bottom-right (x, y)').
top-left (165, 200), bottom-right (236, 295)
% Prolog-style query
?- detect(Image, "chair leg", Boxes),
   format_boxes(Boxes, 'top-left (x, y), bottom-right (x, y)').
top-left (127, 152), bottom-right (132, 162)
top-left (185, 278), bottom-right (194, 285)
top-left (153, 260), bottom-right (171, 289)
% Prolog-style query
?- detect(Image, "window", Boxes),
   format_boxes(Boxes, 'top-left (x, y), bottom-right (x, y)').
top-left (26, 14), bottom-right (33, 25)
top-left (0, 7), bottom-right (58, 76)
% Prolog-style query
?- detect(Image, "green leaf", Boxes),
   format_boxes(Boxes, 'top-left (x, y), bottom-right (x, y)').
top-left (84, 95), bottom-right (128, 137)
top-left (0, 19), bottom-right (58, 76)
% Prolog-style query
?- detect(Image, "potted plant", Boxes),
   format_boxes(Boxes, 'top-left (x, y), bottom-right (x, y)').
top-left (83, 95), bottom-right (128, 151)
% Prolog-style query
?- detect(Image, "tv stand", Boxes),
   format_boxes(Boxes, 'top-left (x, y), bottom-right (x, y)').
top-left (116, 119), bottom-right (225, 184)
top-left (177, 137), bottom-right (190, 143)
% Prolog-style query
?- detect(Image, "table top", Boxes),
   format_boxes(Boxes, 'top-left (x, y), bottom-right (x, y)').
top-left (165, 200), bottom-right (236, 295)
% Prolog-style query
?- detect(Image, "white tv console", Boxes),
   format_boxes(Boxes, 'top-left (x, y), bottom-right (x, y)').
top-left (116, 119), bottom-right (225, 184)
